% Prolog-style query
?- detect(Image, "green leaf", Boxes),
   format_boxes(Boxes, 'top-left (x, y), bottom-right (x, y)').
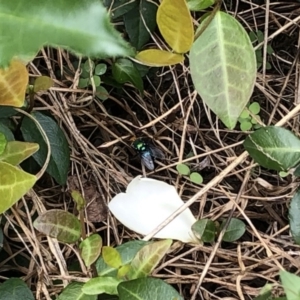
top-left (0, 123), bottom-right (14, 141)
top-left (0, 0), bottom-right (131, 67)
top-left (118, 277), bottom-right (184, 300)
top-left (187, 0), bottom-right (215, 11)
top-left (82, 277), bottom-right (122, 296)
top-left (71, 190), bottom-right (85, 211)
top-left (95, 240), bottom-right (149, 276)
top-left (79, 78), bottom-right (89, 88)
top-left (102, 246), bottom-right (123, 269)
top-left (280, 270), bottom-right (300, 300)
top-left (95, 64), bottom-right (107, 76)
top-left (192, 219), bottom-right (215, 243)
top-left (240, 109), bottom-right (250, 119)
top-left (0, 161), bottom-right (36, 214)
top-left (128, 239), bottom-right (172, 279)
top-left (0, 132), bottom-right (7, 155)
top-left (249, 102), bottom-right (260, 115)
top-left (103, 0), bottom-right (138, 20)
top-left (80, 234), bottom-right (102, 267)
top-left (92, 75), bottom-right (101, 87)
top-left (189, 172), bottom-right (203, 184)
top-left (124, 0), bottom-right (157, 51)
top-left (96, 86), bottom-right (109, 101)
top-left (136, 49), bottom-right (184, 66)
top-left (112, 58), bottom-right (143, 93)
top-left (21, 112), bottom-right (70, 185)
top-left (0, 141), bottom-right (39, 166)
top-left (57, 282), bottom-right (97, 300)
top-left (176, 163), bottom-right (190, 175)
top-left (243, 126), bottom-right (300, 171)
top-left (0, 278), bottom-right (34, 300)
top-left (190, 11), bottom-right (256, 129)
top-left (33, 209), bottom-right (81, 243)
top-left (240, 120), bottom-right (252, 131)
top-left (294, 164), bottom-right (300, 177)
top-left (157, 0), bottom-right (194, 53)
top-left (289, 190), bottom-right (300, 245)
top-left (221, 218), bottom-right (245, 242)
top-left (33, 76), bottom-right (53, 92)
top-left (84, 60), bottom-right (95, 73)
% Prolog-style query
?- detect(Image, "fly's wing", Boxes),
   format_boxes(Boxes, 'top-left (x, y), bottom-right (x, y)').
top-left (140, 151), bottom-right (155, 170)
top-left (149, 145), bottom-right (165, 160)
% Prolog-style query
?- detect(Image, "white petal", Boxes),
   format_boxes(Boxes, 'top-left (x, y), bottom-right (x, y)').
top-left (108, 176), bottom-right (198, 243)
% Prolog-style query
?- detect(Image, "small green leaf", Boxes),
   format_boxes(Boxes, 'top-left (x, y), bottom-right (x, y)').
top-left (240, 109), bottom-right (250, 119)
top-left (176, 163), bottom-right (190, 175)
top-left (80, 234), bottom-right (102, 267)
top-left (92, 75), bottom-right (101, 87)
top-left (33, 209), bottom-right (81, 243)
top-left (0, 161), bottom-right (37, 214)
top-left (71, 190), bottom-right (85, 211)
top-left (192, 219), bottom-right (215, 243)
top-left (57, 282), bottom-right (97, 300)
top-left (112, 58), bottom-right (143, 93)
top-left (78, 78), bottom-right (89, 88)
top-left (128, 239), bottom-right (172, 279)
top-left (95, 240), bottom-right (149, 276)
top-left (240, 120), bottom-right (252, 131)
top-left (221, 218), bottom-right (245, 242)
top-left (33, 76), bottom-right (53, 92)
top-left (189, 172), bottom-right (203, 184)
top-left (289, 190), bottom-right (300, 245)
top-left (118, 277), bottom-right (184, 300)
top-left (124, 0), bottom-right (157, 51)
top-left (0, 132), bottom-right (7, 155)
top-left (117, 264), bottom-right (132, 279)
top-left (279, 171), bottom-right (289, 178)
top-left (243, 126), bottom-right (300, 171)
top-left (102, 246), bottom-right (122, 269)
top-left (187, 0), bottom-right (215, 11)
top-left (95, 63), bottom-right (107, 76)
top-left (0, 278), bottom-right (34, 300)
top-left (82, 277), bottom-right (122, 296)
top-left (84, 60), bottom-right (95, 73)
top-left (96, 86), bottom-right (109, 101)
top-left (21, 112), bottom-right (70, 185)
top-left (280, 270), bottom-right (300, 300)
top-left (249, 102), bottom-right (260, 115)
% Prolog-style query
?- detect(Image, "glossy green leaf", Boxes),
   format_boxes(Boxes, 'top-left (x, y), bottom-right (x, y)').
top-left (157, 0), bottom-right (194, 53)
top-left (33, 76), bottom-right (53, 92)
top-left (0, 132), bottom-right (6, 155)
top-left (249, 102), bottom-right (260, 115)
top-left (124, 0), bottom-right (157, 50)
top-left (176, 163), bottom-right (190, 175)
top-left (112, 58), bottom-right (143, 93)
top-left (189, 172), bottom-right (203, 184)
top-left (190, 11), bottom-right (256, 129)
top-left (280, 270), bottom-right (300, 300)
top-left (21, 112), bottom-right (70, 185)
top-left (102, 246), bottom-right (123, 269)
top-left (0, 0), bottom-right (131, 67)
top-left (289, 190), bottom-right (300, 245)
top-left (192, 219), bottom-right (215, 242)
top-left (0, 278), bottom-right (34, 300)
top-left (0, 123), bottom-right (14, 141)
top-left (33, 209), bottom-right (81, 243)
top-left (221, 218), bottom-right (245, 242)
top-left (0, 161), bottom-right (36, 214)
top-left (118, 277), bottom-right (184, 300)
top-left (95, 63), bottom-right (107, 76)
top-left (128, 239), bottom-right (172, 279)
top-left (57, 282), bottom-right (97, 300)
top-left (82, 277), bottom-right (122, 296)
top-left (103, 0), bottom-right (138, 20)
top-left (243, 126), bottom-right (300, 171)
top-left (96, 240), bottom-right (149, 276)
top-left (187, 0), bottom-right (215, 11)
top-left (80, 234), bottom-right (102, 267)
top-left (136, 49), bottom-right (184, 66)
top-left (0, 141), bottom-right (39, 165)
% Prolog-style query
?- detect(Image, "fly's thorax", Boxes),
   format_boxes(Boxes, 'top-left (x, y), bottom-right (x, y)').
top-left (132, 139), bottom-right (148, 153)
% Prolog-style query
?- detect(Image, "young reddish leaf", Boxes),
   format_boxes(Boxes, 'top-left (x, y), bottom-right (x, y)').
top-left (102, 246), bottom-right (122, 269)
top-left (136, 49), bottom-right (184, 66)
top-left (157, 0), bottom-right (194, 53)
top-left (0, 141), bottom-right (39, 165)
top-left (79, 234), bottom-right (102, 267)
top-left (0, 161), bottom-right (36, 214)
top-left (0, 60), bottom-right (28, 107)
top-left (33, 209), bottom-right (81, 243)
top-left (128, 239), bottom-right (172, 279)
top-left (33, 76), bottom-right (53, 92)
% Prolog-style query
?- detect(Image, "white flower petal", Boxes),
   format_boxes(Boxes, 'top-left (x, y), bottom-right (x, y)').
top-left (108, 176), bottom-right (198, 243)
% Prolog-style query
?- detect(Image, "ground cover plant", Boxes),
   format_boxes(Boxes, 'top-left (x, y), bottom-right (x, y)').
top-left (1, 0), bottom-right (300, 299)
